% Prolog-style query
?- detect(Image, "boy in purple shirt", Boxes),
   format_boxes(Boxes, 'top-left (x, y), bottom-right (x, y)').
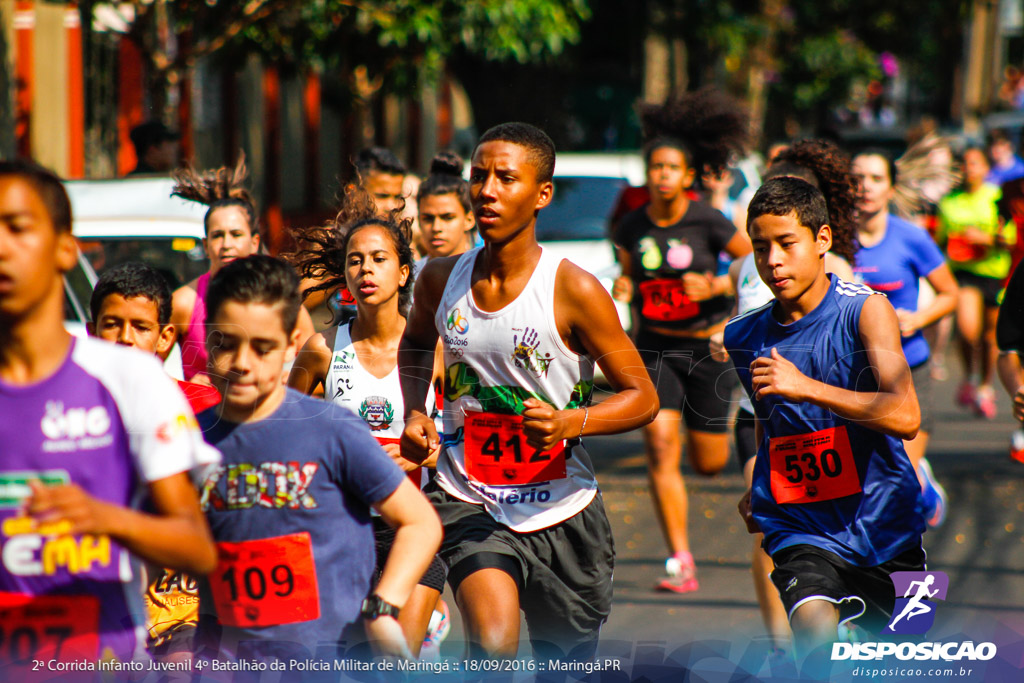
top-left (0, 160), bottom-right (219, 669)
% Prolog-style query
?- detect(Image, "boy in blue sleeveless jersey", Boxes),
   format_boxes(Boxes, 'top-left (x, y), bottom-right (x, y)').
top-left (724, 177), bottom-right (925, 662)
top-left (193, 255), bottom-right (441, 663)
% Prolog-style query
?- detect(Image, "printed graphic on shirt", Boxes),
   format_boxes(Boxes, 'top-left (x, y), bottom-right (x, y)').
top-left (39, 401), bottom-right (113, 453)
top-left (359, 396), bottom-right (395, 432)
top-left (199, 462), bottom-right (321, 511)
top-left (511, 327), bottom-right (555, 378)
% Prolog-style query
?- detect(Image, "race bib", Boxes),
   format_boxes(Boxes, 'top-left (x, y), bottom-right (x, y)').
top-left (210, 533), bottom-right (319, 628)
top-left (768, 426), bottom-right (861, 504)
top-left (375, 437), bottom-right (426, 487)
top-left (464, 411), bottom-right (567, 486)
top-left (946, 234), bottom-right (986, 263)
top-left (0, 593), bottom-right (99, 663)
top-left (639, 278), bottom-right (699, 322)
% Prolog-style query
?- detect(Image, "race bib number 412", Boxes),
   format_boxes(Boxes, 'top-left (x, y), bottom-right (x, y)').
top-left (768, 426), bottom-right (861, 504)
top-left (464, 411), bottom-right (567, 486)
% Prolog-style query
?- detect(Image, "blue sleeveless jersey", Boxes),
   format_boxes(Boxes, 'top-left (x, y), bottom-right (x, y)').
top-left (724, 274), bottom-right (925, 567)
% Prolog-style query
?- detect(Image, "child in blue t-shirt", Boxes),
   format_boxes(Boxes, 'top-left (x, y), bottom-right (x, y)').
top-left (194, 255), bottom-right (441, 663)
top-left (725, 177), bottom-right (925, 667)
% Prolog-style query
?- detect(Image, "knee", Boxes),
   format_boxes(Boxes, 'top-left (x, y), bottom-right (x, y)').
top-left (468, 619), bottom-right (519, 658)
top-left (691, 457), bottom-right (727, 477)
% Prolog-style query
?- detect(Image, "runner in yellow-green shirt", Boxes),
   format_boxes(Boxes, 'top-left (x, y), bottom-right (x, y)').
top-left (937, 146), bottom-right (1016, 419)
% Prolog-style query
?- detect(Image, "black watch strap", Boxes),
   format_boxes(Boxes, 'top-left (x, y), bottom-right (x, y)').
top-left (361, 594), bottom-right (401, 620)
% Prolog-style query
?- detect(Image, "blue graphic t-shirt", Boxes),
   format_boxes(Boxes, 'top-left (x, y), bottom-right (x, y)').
top-left (195, 389), bottom-right (405, 658)
top-left (853, 215), bottom-right (945, 368)
top-left (724, 275), bottom-right (925, 567)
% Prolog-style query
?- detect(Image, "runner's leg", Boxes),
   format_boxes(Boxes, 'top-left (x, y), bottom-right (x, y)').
top-left (455, 568), bottom-right (521, 658)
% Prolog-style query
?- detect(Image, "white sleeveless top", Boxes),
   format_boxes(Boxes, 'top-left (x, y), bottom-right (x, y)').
top-left (325, 322), bottom-right (439, 492)
top-left (735, 254), bottom-right (774, 415)
top-left (433, 247), bottom-right (598, 532)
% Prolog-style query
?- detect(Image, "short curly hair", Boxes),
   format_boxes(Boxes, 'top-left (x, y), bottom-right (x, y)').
top-left (766, 139), bottom-right (859, 263)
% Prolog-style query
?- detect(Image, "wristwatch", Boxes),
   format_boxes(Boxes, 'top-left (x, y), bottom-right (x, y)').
top-left (360, 594), bottom-right (401, 620)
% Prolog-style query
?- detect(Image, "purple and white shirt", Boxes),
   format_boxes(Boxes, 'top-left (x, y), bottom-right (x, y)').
top-left (0, 336), bottom-right (219, 663)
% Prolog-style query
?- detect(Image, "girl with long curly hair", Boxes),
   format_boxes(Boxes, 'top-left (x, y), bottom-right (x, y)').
top-left (286, 187), bottom-right (447, 658)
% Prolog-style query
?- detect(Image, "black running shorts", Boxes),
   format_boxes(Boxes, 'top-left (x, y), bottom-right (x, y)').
top-left (770, 543), bottom-right (927, 634)
top-left (636, 330), bottom-right (738, 433)
top-left (426, 484), bottom-right (614, 661)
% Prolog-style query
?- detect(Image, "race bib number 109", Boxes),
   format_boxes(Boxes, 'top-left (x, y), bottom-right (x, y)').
top-left (211, 532), bottom-right (319, 628)
top-left (768, 426), bottom-right (861, 504)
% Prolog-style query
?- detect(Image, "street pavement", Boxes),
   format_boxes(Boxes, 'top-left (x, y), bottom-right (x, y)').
top-left (434, 362), bottom-right (1024, 680)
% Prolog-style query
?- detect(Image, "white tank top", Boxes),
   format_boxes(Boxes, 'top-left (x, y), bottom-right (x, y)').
top-left (434, 247), bottom-right (598, 532)
top-left (735, 254), bottom-right (774, 414)
top-left (325, 321), bottom-right (437, 488)
top-left (736, 253), bottom-right (774, 316)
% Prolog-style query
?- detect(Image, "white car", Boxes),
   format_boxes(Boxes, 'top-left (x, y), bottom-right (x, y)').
top-left (65, 177), bottom-right (209, 377)
top-left (537, 152), bottom-right (646, 331)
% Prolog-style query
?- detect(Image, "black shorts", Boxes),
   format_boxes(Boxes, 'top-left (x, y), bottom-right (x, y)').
top-left (910, 361), bottom-right (934, 434)
top-left (770, 544), bottom-right (927, 634)
top-left (734, 408), bottom-right (758, 468)
top-left (955, 270), bottom-right (1005, 307)
top-left (426, 484), bottom-right (614, 661)
top-left (373, 517), bottom-right (448, 593)
top-left (636, 330), bottom-right (738, 433)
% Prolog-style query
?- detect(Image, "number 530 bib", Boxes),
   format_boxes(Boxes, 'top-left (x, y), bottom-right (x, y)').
top-left (768, 426), bottom-right (861, 504)
top-left (464, 411), bottom-right (567, 486)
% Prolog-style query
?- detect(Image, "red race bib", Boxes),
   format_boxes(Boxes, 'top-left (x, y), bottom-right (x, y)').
top-left (768, 426), bottom-right (861, 504)
top-left (464, 411), bottom-right (567, 486)
top-left (375, 437), bottom-right (425, 487)
top-left (0, 592), bottom-right (99, 663)
top-left (946, 234), bottom-right (986, 263)
top-left (211, 533), bottom-right (320, 628)
top-left (639, 278), bottom-right (699, 322)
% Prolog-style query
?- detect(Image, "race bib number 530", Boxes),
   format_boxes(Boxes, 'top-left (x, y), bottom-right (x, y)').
top-left (768, 426), bottom-right (861, 504)
top-left (464, 411), bottom-right (567, 486)
top-left (211, 532), bottom-right (319, 628)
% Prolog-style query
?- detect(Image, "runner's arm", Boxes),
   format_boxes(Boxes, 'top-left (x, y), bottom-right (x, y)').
top-left (27, 472), bottom-right (217, 575)
top-left (399, 259), bottom-right (453, 462)
top-left (287, 330), bottom-right (331, 395)
top-left (750, 295), bottom-right (919, 439)
top-left (899, 263), bottom-right (958, 334)
top-left (529, 263), bottom-right (657, 447)
top-left (369, 478), bottom-right (443, 656)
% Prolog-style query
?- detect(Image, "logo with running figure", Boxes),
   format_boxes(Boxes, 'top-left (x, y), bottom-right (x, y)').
top-left (884, 571), bottom-right (949, 635)
top-left (359, 396), bottom-right (395, 432)
top-left (446, 308), bottom-right (469, 335)
top-left (511, 327), bottom-right (554, 378)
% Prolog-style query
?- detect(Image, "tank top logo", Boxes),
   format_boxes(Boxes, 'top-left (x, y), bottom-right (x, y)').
top-left (446, 308), bottom-right (469, 335)
top-left (333, 350), bottom-right (356, 370)
top-left (511, 327), bottom-right (554, 378)
top-left (359, 396), bottom-right (395, 431)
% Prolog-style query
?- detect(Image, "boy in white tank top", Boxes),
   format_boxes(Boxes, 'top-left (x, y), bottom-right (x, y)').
top-left (399, 123), bottom-right (659, 662)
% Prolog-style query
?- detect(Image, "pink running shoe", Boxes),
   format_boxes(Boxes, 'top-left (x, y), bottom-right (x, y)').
top-left (974, 386), bottom-right (997, 420)
top-left (655, 550), bottom-right (699, 593)
top-left (956, 381), bottom-right (975, 409)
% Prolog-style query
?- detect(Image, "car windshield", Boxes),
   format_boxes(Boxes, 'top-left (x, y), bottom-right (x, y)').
top-left (536, 176), bottom-right (628, 241)
top-left (77, 237), bottom-right (209, 290)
